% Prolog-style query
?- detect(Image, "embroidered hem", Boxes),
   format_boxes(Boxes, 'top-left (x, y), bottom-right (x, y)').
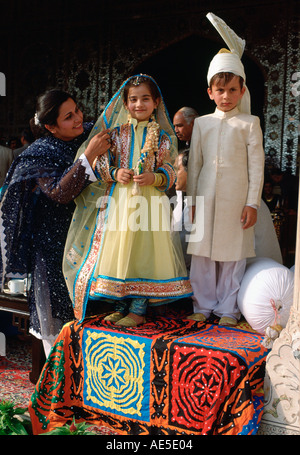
top-left (89, 276), bottom-right (193, 300)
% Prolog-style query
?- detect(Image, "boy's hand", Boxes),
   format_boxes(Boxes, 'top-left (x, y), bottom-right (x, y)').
top-left (133, 172), bottom-right (155, 186)
top-left (241, 206), bottom-right (257, 229)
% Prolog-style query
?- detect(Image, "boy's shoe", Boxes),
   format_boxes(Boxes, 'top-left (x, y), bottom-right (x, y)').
top-left (103, 312), bottom-right (124, 322)
top-left (219, 316), bottom-right (237, 326)
top-left (186, 313), bottom-right (206, 322)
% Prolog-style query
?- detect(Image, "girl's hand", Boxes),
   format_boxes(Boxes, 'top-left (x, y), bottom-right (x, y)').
top-left (241, 206), bottom-right (257, 229)
top-left (84, 129), bottom-right (111, 165)
top-left (116, 168), bottom-right (134, 184)
top-left (133, 172), bottom-right (155, 186)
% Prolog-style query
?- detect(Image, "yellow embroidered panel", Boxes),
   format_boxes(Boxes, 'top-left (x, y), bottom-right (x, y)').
top-left (82, 328), bottom-right (151, 421)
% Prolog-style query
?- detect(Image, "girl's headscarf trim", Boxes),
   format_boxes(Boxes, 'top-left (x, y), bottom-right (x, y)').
top-left (75, 74), bottom-right (177, 162)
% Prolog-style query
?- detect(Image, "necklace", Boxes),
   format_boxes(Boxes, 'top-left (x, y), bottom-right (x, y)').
top-left (132, 119), bottom-right (160, 195)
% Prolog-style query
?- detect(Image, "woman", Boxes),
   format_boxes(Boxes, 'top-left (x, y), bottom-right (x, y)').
top-left (0, 89), bottom-right (110, 356)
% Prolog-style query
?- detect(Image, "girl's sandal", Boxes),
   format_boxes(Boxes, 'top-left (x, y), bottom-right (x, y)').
top-left (103, 312), bottom-right (124, 322)
top-left (115, 315), bottom-right (146, 327)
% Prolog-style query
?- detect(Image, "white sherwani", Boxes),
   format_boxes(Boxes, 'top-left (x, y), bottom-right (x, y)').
top-left (186, 107), bottom-right (265, 262)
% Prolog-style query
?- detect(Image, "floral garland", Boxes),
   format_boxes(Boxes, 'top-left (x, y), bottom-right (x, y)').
top-left (132, 119), bottom-right (160, 195)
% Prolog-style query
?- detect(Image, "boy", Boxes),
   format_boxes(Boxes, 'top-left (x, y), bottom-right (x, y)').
top-left (186, 13), bottom-right (265, 326)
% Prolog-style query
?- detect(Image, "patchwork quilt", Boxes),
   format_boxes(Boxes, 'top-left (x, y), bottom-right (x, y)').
top-left (29, 308), bottom-right (268, 435)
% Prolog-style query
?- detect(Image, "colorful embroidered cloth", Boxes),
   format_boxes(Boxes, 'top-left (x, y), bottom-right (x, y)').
top-left (29, 309), bottom-right (268, 435)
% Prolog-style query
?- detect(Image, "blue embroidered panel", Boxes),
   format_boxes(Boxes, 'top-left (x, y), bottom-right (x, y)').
top-left (82, 327), bottom-right (152, 422)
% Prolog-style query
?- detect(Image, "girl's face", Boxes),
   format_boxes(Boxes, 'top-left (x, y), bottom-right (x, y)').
top-left (125, 83), bottom-right (159, 122)
top-left (207, 75), bottom-right (245, 112)
top-left (45, 98), bottom-right (84, 141)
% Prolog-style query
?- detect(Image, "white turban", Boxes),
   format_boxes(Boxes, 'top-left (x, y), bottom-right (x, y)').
top-left (206, 12), bottom-right (251, 114)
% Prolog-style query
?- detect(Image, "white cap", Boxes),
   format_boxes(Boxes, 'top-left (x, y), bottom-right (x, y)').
top-left (206, 12), bottom-right (251, 114)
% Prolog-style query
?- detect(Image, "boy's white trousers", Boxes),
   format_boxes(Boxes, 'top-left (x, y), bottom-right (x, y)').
top-left (189, 255), bottom-right (246, 320)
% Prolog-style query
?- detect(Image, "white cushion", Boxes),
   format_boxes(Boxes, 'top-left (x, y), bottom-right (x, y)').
top-left (237, 257), bottom-right (294, 335)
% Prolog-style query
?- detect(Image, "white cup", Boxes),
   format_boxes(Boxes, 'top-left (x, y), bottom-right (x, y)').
top-left (8, 279), bottom-right (25, 294)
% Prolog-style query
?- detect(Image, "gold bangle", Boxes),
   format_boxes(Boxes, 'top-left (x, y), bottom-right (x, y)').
top-left (151, 173), bottom-right (160, 186)
top-left (151, 173), bottom-right (167, 187)
top-left (152, 173), bottom-right (159, 186)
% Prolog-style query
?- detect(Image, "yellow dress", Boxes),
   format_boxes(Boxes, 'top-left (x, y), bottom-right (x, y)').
top-left (68, 119), bottom-right (192, 321)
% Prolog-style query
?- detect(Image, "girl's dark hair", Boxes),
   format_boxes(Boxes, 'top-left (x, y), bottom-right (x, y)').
top-left (209, 72), bottom-right (244, 90)
top-left (36, 89), bottom-right (76, 127)
top-left (123, 76), bottom-right (161, 103)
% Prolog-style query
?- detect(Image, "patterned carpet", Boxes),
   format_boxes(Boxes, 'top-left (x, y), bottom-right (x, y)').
top-left (0, 335), bottom-right (121, 435)
top-left (0, 335), bottom-right (35, 408)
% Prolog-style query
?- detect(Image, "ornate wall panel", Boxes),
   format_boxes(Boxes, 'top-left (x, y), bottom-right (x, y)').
top-left (283, 14), bottom-right (300, 174)
top-left (249, 8), bottom-right (300, 174)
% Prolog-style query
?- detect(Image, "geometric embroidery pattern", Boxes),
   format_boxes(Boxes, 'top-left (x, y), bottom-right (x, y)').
top-left (82, 329), bottom-right (151, 422)
top-left (169, 343), bottom-right (247, 433)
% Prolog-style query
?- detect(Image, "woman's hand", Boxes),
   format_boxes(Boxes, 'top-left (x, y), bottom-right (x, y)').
top-left (84, 129), bottom-right (111, 165)
top-left (116, 168), bottom-right (134, 184)
top-left (133, 172), bottom-right (155, 186)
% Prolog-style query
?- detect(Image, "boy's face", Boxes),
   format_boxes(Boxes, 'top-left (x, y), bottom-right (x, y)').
top-left (207, 75), bottom-right (246, 112)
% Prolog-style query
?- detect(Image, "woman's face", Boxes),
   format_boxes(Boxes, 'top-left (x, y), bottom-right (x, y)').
top-left (45, 98), bottom-right (84, 141)
top-left (125, 83), bottom-right (159, 122)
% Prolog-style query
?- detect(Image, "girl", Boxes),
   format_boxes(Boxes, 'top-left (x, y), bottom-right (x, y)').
top-left (64, 75), bottom-right (192, 326)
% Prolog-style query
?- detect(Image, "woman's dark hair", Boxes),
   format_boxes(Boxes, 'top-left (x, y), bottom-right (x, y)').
top-left (36, 89), bottom-right (76, 127)
top-left (123, 76), bottom-right (161, 103)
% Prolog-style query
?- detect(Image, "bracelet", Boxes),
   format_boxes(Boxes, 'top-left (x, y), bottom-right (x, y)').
top-left (110, 167), bottom-right (119, 182)
top-left (151, 172), bottom-right (167, 187)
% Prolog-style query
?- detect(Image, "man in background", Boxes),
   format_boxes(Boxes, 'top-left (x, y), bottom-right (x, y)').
top-left (0, 144), bottom-right (13, 188)
top-left (13, 127), bottom-right (34, 159)
top-left (173, 107), bottom-right (199, 146)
